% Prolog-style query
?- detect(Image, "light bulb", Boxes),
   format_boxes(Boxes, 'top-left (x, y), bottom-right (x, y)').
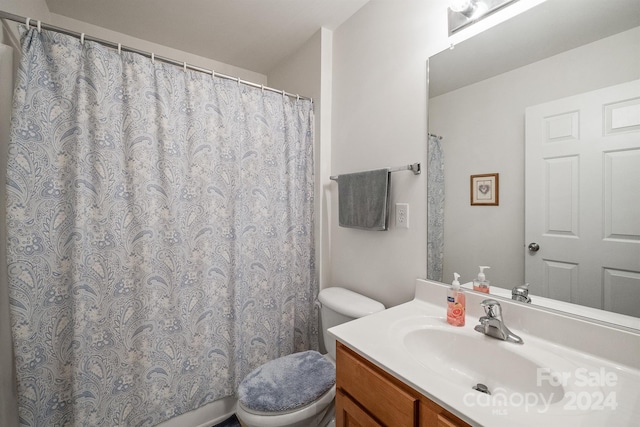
top-left (449, 0), bottom-right (475, 13)
top-left (468, 1), bottom-right (489, 18)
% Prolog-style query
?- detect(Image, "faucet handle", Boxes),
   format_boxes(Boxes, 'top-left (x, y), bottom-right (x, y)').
top-left (480, 299), bottom-right (502, 318)
top-left (512, 283), bottom-right (531, 303)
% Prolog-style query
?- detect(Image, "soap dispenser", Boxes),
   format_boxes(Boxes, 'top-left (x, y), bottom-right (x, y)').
top-left (447, 273), bottom-right (465, 326)
top-left (473, 266), bottom-right (490, 294)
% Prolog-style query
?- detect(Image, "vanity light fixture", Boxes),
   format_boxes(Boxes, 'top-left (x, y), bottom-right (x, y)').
top-left (448, 0), bottom-right (487, 18)
top-left (448, 0), bottom-right (519, 35)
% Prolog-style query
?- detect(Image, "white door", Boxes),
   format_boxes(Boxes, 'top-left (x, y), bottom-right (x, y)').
top-left (525, 80), bottom-right (640, 316)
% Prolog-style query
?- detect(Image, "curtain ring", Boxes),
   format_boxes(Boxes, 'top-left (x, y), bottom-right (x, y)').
top-left (151, 53), bottom-right (155, 64)
top-left (282, 89), bottom-right (286, 99)
top-left (117, 43), bottom-right (122, 55)
top-left (183, 62), bottom-right (187, 72)
top-left (25, 17), bottom-right (31, 28)
top-left (261, 84), bottom-right (264, 93)
top-left (210, 69), bottom-right (215, 78)
top-left (37, 20), bottom-right (41, 33)
top-left (80, 33), bottom-right (85, 45)
top-left (296, 94), bottom-right (300, 102)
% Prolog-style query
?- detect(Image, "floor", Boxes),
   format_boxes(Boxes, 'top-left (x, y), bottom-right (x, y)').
top-left (212, 414), bottom-right (242, 427)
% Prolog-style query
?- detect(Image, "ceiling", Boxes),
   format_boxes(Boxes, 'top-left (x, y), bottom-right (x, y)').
top-left (45, 0), bottom-right (370, 75)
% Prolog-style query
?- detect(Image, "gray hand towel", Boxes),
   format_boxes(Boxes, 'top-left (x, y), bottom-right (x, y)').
top-left (337, 168), bottom-right (390, 230)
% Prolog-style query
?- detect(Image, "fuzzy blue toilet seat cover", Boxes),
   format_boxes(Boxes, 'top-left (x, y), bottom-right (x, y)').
top-left (238, 350), bottom-right (336, 413)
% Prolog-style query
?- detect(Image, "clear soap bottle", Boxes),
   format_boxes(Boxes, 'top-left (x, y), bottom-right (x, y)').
top-left (473, 266), bottom-right (490, 293)
top-left (447, 273), bottom-right (465, 326)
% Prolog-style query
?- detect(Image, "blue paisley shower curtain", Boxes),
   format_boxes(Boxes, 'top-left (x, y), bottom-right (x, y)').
top-left (7, 27), bottom-right (316, 426)
top-left (427, 134), bottom-right (444, 282)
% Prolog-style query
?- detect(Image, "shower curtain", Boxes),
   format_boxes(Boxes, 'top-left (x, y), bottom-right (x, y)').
top-left (427, 135), bottom-right (444, 282)
top-left (6, 27), bottom-right (317, 427)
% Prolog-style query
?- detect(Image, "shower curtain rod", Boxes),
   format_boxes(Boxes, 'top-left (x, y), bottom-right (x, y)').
top-left (0, 10), bottom-right (313, 103)
top-left (429, 133), bottom-right (442, 140)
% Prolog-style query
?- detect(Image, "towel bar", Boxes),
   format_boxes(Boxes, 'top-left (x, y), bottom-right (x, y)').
top-left (329, 163), bottom-right (421, 181)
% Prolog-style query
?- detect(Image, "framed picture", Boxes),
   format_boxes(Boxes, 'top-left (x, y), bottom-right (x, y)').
top-left (470, 173), bottom-right (499, 206)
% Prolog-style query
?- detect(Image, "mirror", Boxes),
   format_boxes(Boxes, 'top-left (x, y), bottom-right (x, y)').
top-left (427, 0), bottom-right (640, 326)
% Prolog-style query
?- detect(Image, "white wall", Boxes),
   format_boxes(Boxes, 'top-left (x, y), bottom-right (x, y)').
top-left (330, 0), bottom-right (449, 307)
top-left (429, 27), bottom-right (640, 289)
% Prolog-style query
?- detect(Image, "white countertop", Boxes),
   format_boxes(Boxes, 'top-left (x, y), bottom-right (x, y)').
top-left (328, 280), bottom-right (640, 427)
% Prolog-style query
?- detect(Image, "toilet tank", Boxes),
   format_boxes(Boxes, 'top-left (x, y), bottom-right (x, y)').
top-left (318, 287), bottom-right (385, 360)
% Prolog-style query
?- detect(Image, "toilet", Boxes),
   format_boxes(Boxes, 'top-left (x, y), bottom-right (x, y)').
top-left (235, 287), bottom-right (385, 427)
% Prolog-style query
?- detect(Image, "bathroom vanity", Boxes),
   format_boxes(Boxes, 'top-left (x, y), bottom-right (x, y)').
top-left (329, 279), bottom-right (640, 427)
top-left (336, 342), bottom-right (469, 426)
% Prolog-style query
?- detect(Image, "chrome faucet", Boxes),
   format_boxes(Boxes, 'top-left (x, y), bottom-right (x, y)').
top-left (474, 299), bottom-right (524, 344)
top-left (512, 283), bottom-right (531, 303)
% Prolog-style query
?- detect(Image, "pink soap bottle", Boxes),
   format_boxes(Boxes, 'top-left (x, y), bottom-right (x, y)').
top-left (447, 273), bottom-right (466, 326)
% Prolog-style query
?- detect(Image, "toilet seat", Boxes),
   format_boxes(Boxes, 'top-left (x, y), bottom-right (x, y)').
top-left (236, 352), bottom-right (336, 427)
top-left (236, 385), bottom-right (335, 427)
top-left (238, 350), bottom-right (335, 413)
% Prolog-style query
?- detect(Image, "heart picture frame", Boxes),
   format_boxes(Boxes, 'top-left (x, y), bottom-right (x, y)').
top-left (470, 173), bottom-right (499, 206)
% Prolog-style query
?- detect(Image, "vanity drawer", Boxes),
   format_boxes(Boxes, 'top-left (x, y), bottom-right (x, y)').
top-left (336, 342), bottom-right (418, 426)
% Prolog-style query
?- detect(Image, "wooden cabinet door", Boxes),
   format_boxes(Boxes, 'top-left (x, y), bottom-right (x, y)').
top-left (419, 397), bottom-right (471, 427)
top-left (336, 341), bottom-right (472, 427)
top-left (336, 389), bottom-right (384, 427)
top-left (336, 343), bottom-right (418, 426)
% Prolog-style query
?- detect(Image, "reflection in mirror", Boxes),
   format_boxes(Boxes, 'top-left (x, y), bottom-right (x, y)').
top-left (427, 0), bottom-right (640, 327)
top-left (447, 0), bottom-right (519, 35)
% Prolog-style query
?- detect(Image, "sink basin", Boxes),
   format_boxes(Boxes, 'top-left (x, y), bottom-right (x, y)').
top-left (403, 326), bottom-right (565, 405)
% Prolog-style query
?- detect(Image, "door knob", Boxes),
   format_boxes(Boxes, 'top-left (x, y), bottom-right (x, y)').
top-left (528, 242), bottom-right (540, 252)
